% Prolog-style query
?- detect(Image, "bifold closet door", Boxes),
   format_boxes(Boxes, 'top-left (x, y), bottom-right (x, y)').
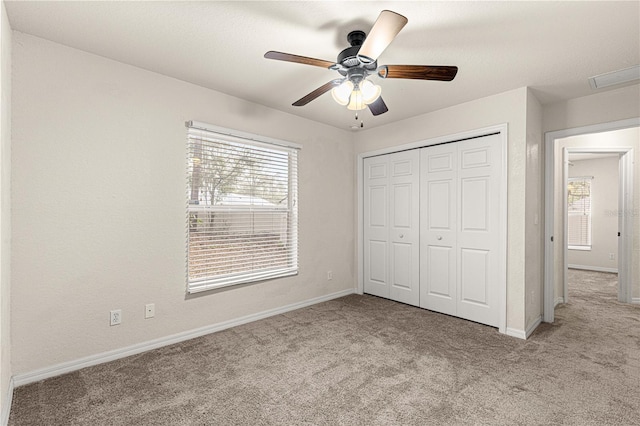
top-left (419, 143), bottom-right (458, 316)
top-left (363, 150), bottom-right (420, 306)
top-left (420, 134), bottom-right (502, 327)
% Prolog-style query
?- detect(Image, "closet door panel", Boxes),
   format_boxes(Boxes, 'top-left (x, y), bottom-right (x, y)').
top-left (460, 177), bottom-right (489, 232)
top-left (368, 241), bottom-right (387, 284)
top-left (420, 145), bottom-right (457, 314)
top-left (426, 245), bottom-right (454, 297)
top-left (456, 134), bottom-right (502, 327)
top-left (460, 248), bottom-right (489, 304)
top-left (389, 151), bottom-right (420, 306)
top-left (364, 156), bottom-right (390, 298)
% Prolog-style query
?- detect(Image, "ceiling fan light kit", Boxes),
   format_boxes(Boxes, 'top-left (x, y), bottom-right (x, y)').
top-left (332, 79), bottom-right (382, 110)
top-left (264, 10), bottom-right (458, 123)
top-left (360, 80), bottom-right (383, 104)
top-left (347, 90), bottom-right (364, 112)
top-left (331, 80), bottom-right (353, 106)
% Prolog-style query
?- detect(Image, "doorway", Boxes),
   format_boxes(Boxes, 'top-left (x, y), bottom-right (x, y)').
top-left (544, 118), bottom-right (639, 323)
top-left (565, 151), bottom-right (620, 303)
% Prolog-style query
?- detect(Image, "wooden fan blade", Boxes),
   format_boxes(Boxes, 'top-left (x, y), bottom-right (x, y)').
top-left (293, 80), bottom-right (342, 106)
top-left (378, 65), bottom-right (458, 81)
top-left (367, 97), bottom-right (388, 116)
top-left (357, 10), bottom-right (408, 63)
top-left (264, 51), bottom-right (335, 69)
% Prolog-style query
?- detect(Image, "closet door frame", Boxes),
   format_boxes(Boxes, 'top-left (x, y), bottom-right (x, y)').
top-left (357, 124), bottom-right (508, 335)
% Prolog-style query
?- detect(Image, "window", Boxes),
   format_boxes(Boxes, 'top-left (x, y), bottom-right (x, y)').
top-left (567, 177), bottom-right (592, 250)
top-left (186, 122), bottom-right (299, 293)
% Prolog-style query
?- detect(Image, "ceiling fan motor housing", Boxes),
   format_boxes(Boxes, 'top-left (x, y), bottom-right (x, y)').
top-left (347, 30), bottom-right (366, 46)
top-left (336, 31), bottom-right (378, 78)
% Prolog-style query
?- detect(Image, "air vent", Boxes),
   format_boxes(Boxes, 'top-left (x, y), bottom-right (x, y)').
top-left (588, 65), bottom-right (640, 90)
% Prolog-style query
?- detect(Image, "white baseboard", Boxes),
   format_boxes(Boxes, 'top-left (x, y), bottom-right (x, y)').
top-left (1, 378), bottom-right (13, 426)
top-left (554, 297), bottom-right (564, 307)
top-left (568, 264), bottom-right (618, 274)
top-left (525, 316), bottom-right (542, 339)
top-left (505, 327), bottom-right (526, 340)
top-left (632, 297), bottom-right (640, 305)
top-left (13, 288), bottom-right (355, 387)
top-left (505, 316), bottom-right (542, 340)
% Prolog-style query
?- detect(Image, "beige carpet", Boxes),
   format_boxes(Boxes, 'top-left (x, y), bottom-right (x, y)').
top-left (9, 269), bottom-right (640, 425)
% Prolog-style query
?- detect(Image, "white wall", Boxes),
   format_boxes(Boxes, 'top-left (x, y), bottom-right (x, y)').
top-left (524, 88), bottom-right (543, 333)
top-left (11, 32), bottom-right (355, 375)
top-left (0, 1), bottom-right (11, 422)
top-left (353, 86), bottom-right (531, 335)
top-left (543, 85), bottom-right (640, 133)
top-left (567, 156), bottom-right (619, 272)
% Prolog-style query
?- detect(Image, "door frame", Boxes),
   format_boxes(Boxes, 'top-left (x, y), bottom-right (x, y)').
top-left (357, 124), bottom-right (508, 334)
top-left (543, 118), bottom-right (639, 323)
top-left (563, 147), bottom-right (629, 304)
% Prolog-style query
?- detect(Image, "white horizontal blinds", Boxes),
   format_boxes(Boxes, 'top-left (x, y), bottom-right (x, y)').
top-left (186, 125), bottom-right (299, 293)
top-left (567, 177), bottom-right (592, 248)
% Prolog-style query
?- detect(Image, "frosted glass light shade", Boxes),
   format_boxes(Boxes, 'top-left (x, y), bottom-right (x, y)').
top-left (333, 79), bottom-right (381, 110)
top-left (331, 80), bottom-right (354, 106)
top-left (347, 89), bottom-right (367, 111)
top-left (361, 80), bottom-right (382, 104)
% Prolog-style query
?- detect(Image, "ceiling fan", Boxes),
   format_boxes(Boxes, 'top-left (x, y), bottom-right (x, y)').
top-left (264, 10), bottom-right (458, 118)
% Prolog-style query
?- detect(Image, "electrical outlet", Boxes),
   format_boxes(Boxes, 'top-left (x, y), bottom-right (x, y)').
top-left (327, 270), bottom-right (333, 280)
top-left (145, 303), bottom-right (155, 319)
top-left (110, 309), bottom-right (122, 326)
top-left (609, 253), bottom-right (615, 260)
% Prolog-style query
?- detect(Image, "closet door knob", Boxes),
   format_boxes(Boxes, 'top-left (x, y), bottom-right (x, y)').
top-left (437, 236), bottom-right (443, 240)
top-left (399, 234), bottom-right (404, 239)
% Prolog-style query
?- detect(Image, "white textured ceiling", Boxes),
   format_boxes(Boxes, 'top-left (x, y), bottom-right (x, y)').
top-left (5, 1), bottom-right (640, 130)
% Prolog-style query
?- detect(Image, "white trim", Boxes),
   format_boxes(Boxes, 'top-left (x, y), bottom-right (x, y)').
top-left (568, 264), bottom-right (618, 274)
top-left (554, 297), bottom-right (564, 307)
top-left (632, 298), bottom-right (640, 305)
top-left (1, 378), bottom-right (13, 426)
top-left (497, 126), bottom-right (509, 335)
top-left (617, 148), bottom-right (634, 303)
top-left (357, 123), bottom-right (508, 335)
top-left (356, 154), bottom-right (364, 295)
top-left (506, 316), bottom-right (542, 340)
top-left (12, 289), bottom-right (354, 387)
top-left (544, 117), bottom-right (639, 323)
top-left (562, 147), bottom-right (570, 304)
top-left (188, 270), bottom-right (299, 294)
top-left (568, 246), bottom-right (591, 251)
top-left (358, 124), bottom-right (505, 158)
top-left (505, 327), bottom-right (527, 340)
top-left (544, 128), bottom-right (556, 322)
top-left (525, 316), bottom-right (542, 339)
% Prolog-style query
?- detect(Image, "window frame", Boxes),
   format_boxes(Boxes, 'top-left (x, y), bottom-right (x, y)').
top-left (567, 176), bottom-right (592, 251)
top-left (185, 121), bottom-right (300, 294)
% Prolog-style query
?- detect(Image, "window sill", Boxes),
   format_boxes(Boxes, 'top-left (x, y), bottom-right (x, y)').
top-left (188, 268), bottom-right (298, 294)
top-left (568, 245), bottom-right (591, 251)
